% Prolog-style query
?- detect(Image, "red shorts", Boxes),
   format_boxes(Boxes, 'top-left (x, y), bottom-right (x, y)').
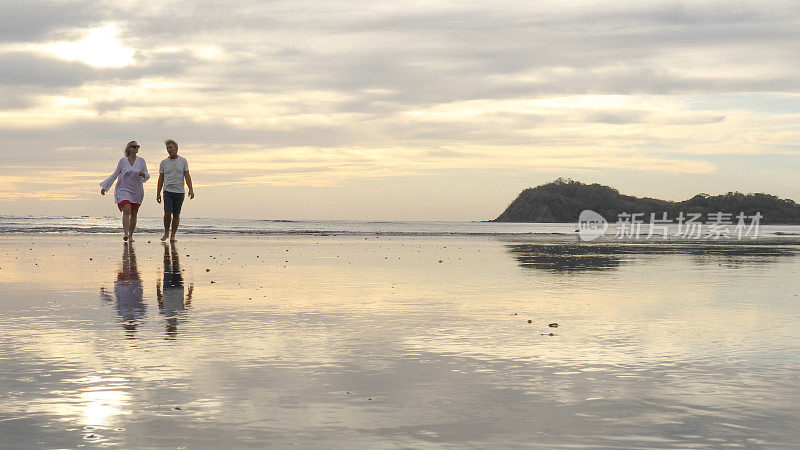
top-left (117, 200), bottom-right (141, 212)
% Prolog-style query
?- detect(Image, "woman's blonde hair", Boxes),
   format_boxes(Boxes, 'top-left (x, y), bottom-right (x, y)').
top-left (124, 141), bottom-right (138, 156)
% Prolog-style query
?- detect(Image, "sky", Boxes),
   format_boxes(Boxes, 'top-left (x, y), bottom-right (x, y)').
top-left (1, 0), bottom-right (799, 220)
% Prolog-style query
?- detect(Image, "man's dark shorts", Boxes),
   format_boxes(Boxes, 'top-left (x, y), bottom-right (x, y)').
top-left (163, 191), bottom-right (185, 215)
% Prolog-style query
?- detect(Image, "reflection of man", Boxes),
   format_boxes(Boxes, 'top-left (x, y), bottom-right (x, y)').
top-left (156, 241), bottom-right (193, 338)
top-left (100, 242), bottom-right (145, 338)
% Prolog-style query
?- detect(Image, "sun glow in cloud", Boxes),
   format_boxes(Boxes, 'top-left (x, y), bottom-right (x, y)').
top-left (38, 24), bottom-right (135, 68)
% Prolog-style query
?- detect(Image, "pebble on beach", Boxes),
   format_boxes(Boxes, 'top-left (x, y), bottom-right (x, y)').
top-left (549, 323), bottom-right (559, 327)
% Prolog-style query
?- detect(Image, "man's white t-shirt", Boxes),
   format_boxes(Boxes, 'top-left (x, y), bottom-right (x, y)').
top-left (159, 156), bottom-right (188, 193)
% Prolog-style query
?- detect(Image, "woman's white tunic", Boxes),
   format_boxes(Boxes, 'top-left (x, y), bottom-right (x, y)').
top-left (100, 157), bottom-right (150, 204)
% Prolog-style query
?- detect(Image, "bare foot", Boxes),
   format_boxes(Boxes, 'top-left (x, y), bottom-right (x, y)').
top-left (170, 236), bottom-right (177, 242)
top-left (129, 236), bottom-right (135, 242)
top-left (160, 234), bottom-right (169, 241)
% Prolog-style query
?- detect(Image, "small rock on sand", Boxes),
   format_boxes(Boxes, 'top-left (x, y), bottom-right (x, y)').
top-left (549, 323), bottom-right (559, 327)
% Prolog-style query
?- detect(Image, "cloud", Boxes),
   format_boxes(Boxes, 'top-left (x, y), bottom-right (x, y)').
top-left (0, 51), bottom-right (98, 87)
top-left (1, 1), bottom-right (800, 216)
top-left (0, 1), bottom-right (105, 43)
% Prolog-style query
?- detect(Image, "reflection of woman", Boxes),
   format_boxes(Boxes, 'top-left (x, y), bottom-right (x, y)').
top-left (100, 141), bottom-right (150, 242)
top-left (100, 243), bottom-right (146, 338)
top-left (156, 241), bottom-right (193, 338)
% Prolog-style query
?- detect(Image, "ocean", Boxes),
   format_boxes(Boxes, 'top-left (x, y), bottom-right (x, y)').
top-left (2, 215), bottom-right (800, 240)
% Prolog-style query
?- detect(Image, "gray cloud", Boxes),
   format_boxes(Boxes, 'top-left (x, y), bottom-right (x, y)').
top-left (0, 1), bottom-right (105, 43)
top-left (118, 1), bottom-right (799, 114)
top-left (18, 0), bottom-right (786, 110)
top-left (0, 52), bottom-right (97, 87)
top-left (0, 48), bottom-right (198, 110)
top-left (0, 86), bottom-right (37, 109)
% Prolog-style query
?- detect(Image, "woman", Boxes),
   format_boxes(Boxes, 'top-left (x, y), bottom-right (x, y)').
top-left (100, 141), bottom-right (150, 241)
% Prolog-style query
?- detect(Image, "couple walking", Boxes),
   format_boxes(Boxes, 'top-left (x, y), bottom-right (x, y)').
top-left (100, 139), bottom-right (194, 242)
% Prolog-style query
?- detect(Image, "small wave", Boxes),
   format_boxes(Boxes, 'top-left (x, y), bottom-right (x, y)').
top-left (0, 227), bottom-right (161, 234)
top-left (0, 225), bottom-right (574, 238)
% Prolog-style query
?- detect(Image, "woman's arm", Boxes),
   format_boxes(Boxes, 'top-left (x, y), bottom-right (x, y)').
top-left (138, 159), bottom-right (150, 183)
top-left (100, 159), bottom-right (123, 193)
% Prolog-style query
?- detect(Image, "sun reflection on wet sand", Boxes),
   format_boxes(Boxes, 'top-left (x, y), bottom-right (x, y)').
top-left (78, 379), bottom-right (131, 427)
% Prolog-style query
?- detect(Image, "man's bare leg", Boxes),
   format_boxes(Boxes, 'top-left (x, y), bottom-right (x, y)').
top-left (170, 214), bottom-right (180, 242)
top-left (161, 213), bottom-right (171, 241)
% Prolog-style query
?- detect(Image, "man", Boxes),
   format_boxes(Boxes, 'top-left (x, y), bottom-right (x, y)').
top-left (156, 139), bottom-right (194, 242)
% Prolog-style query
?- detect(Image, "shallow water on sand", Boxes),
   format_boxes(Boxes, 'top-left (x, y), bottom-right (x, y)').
top-left (1, 235), bottom-right (799, 448)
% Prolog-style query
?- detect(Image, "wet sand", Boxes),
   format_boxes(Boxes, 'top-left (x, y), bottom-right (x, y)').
top-left (1, 234), bottom-right (799, 448)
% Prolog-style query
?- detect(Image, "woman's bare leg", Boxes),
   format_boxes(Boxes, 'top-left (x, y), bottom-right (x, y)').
top-left (129, 209), bottom-right (139, 242)
top-left (122, 205), bottom-right (131, 240)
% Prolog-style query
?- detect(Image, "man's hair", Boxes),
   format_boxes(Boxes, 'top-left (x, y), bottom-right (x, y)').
top-left (165, 139), bottom-right (178, 150)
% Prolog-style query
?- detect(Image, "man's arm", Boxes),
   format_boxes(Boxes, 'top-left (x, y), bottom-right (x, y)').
top-left (156, 173), bottom-right (164, 203)
top-left (185, 171), bottom-right (194, 199)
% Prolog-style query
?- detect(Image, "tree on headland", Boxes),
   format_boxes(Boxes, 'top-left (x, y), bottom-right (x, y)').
top-left (493, 179), bottom-right (800, 224)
